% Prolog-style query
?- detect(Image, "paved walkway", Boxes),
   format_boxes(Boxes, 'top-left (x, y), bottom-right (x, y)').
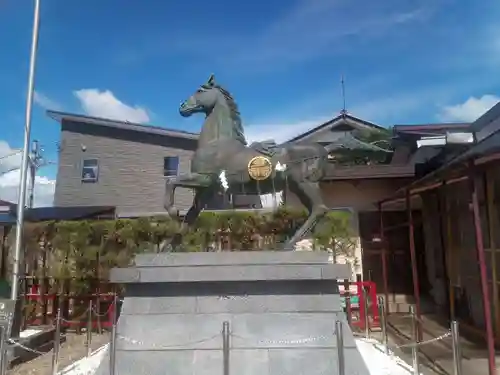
top-left (385, 313), bottom-right (500, 375)
top-left (9, 332), bottom-right (110, 375)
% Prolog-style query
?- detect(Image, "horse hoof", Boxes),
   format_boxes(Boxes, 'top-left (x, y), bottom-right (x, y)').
top-left (166, 206), bottom-right (180, 218)
top-left (170, 233), bottom-right (183, 251)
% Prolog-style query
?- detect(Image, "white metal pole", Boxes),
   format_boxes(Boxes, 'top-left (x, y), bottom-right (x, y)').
top-left (451, 320), bottom-right (463, 375)
top-left (335, 320), bottom-right (345, 375)
top-left (11, 0), bottom-right (41, 301)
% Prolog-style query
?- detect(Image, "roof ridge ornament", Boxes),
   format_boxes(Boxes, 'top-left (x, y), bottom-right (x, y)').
top-left (340, 74), bottom-right (348, 116)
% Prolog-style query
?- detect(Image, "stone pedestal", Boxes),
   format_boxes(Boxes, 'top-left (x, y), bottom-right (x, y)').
top-left (95, 251), bottom-right (370, 375)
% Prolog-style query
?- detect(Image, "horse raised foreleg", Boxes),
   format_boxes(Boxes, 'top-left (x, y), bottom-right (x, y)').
top-left (284, 178), bottom-right (328, 250)
top-left (164, 178), bottom-right (181, 218)
top-left (164, 173), bottom-right (213, 219)
top-left (168, 187), bottom-right (214, 251)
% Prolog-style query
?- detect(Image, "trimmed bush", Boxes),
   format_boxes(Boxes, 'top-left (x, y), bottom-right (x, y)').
top-left (5, 208), bottom-right (356, 293)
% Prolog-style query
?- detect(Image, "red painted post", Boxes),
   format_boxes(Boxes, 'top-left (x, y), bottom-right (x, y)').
top-left (368, 281), bottom-right (380, 325)
top-left (469, 166), bottom-right (496, 375)
top-left (406, 191), bottom-right (422, 339)
top-left (356, 281), bottom-right (367, 330)
top-left (379, 203), bottom-right (390, 315)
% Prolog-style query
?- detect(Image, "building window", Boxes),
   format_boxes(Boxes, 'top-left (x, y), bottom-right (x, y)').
top-left (82, 159), bottom-right (99, 182)
top-left (163, 156), bottom-right (179, 177)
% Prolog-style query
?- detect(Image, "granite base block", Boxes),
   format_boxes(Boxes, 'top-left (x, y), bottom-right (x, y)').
top-left (94, 251), bottom-right (369, 375)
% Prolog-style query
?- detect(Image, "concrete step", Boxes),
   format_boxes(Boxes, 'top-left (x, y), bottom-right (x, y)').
top-left (388, 301), bottom-right (413, 314)
top-left (385, 294), bottom-right (415, 303)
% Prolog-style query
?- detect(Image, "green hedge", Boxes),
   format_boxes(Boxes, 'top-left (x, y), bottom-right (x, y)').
top-left (7, 208), bottom-right (355, 291)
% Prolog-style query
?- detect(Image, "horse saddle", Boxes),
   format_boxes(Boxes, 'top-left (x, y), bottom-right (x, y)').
top-left (248, 140), bottom-right (279, 157)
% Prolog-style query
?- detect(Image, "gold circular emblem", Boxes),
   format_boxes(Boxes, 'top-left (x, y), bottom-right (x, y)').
top-left (248, 156), bottom-right (273, 181)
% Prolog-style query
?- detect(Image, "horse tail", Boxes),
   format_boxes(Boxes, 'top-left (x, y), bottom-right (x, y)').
top-left (286, 143), bottom-right (328, 183)
top-left (308, 144), bottom-right (328, 182)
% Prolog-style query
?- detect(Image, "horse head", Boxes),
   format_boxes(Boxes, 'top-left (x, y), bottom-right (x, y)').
top-left (179, 74), bottom-right (223, 117)
top-left (179, 74), bottom-right (246, 145)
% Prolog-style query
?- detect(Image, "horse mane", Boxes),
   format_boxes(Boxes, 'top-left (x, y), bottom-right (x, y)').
top-left (207, 84), bottom-right (246, 144)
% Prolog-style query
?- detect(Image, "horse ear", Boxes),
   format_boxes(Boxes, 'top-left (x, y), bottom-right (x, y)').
top-left (207, 74), bottom-right (216, 86)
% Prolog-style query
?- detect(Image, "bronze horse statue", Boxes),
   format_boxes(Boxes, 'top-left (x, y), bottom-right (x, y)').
top-left (164, 74), bottom-right (329, 250)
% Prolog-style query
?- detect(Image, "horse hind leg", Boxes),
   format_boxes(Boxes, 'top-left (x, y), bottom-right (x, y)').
top-left (283, 177), bottom-right (328, 250)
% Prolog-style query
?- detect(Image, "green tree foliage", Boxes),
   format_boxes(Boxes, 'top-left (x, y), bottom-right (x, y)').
top-left (330, 127), bottom-right (394, 166)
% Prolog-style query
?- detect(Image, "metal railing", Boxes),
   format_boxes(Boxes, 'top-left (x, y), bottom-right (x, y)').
top-left (0, 294), bottom-right (464, 375)
top-left (375, 296), bottom-right (463, 375)
top-left (0, 296), bottom-right (117, 375)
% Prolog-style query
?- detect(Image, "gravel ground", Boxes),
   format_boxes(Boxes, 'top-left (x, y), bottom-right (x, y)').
top-left (9, 332), bottom-right (110, 375)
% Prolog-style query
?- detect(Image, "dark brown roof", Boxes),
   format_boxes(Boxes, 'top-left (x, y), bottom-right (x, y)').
top-left (0, 200), bottom-right (15, 208)
top-left (1, 204), bottom-right (116, 222)
top-left (380, 129), bottom-right (500, 203)
top-left (47, 110), bottom-right (199, 140)
top-left (470, 101), bottom-right (500, 133)
top-left (323, 164), bottom-right (414, 180)
top-left (285, 113), bottom-right (386, 144)
top-left (393, 122), bottom-right (471, 137)
top-left (470, 101), bottom-right (500, 141)
top-left (393, 122), bottom-right (470, 130)
top-left (325, 133), bottom-right (392, 153)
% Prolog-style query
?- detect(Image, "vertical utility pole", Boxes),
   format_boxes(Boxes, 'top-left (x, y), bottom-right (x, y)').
top-left (11, 0), bottom-right (41, 308)
top-left (28, 140), bottom-right (39, 209)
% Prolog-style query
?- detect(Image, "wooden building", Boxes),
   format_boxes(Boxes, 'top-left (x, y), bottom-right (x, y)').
top-left (378, 102), bottom-right (500, 375)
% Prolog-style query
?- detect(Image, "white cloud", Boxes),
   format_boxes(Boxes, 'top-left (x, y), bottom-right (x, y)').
top-left (74, 89), bottom-right (150, 123)
top-left (33, 91), bottom-right (62, 111)
top-left (245, 118), bottom-right (330, 144)
top-left (0, 141), bottom-right (22, 175)
top-left (0, 171), bottom-right (55, 207)
top-left (0, 141), bottom-right (55, 207)
top-left (438, 95), bottom-right (500, 122)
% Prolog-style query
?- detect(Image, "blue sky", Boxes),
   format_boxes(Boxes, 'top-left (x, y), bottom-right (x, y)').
top-left (0, 0), bottom-right (499, 205)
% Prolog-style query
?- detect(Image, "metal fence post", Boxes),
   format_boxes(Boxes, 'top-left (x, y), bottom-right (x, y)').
top-left (0, 326), bottom-right (6, 375)
top-left (96, 298), bottom-right (102, 335)
top-left (51, 307), bottom-right (62, 375)
top-left (451, 320), bottom-right (463, 375)
top-left (363, 286), bottom-right (370, 338)
top-left (410, 305), bottom-right (420, 375)
top-left (109, 294), bottom-right (118, 375)
top-left (343, 280), bottom-right (352, 327)
top-left (378, 296), bottom-right (389, 355)
top-left (86, 299), bottom-right (93, 357)
top-left (222, 321), bottom-right (230, 375)
top-left (335, 320), bottom-right (345, 375)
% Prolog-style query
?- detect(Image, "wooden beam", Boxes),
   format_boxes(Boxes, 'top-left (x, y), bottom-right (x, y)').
top-left (410, 176), bottom-right (468, 196)
top-left (406, 191), bottom-right (422, 340)
top-left (444, 183), bottom-right (455, 319)
top-left (379, 203), bottom-right (389, 314)
top-left (485, 170), bottom-right (499, 339)
top-left (380, 176), bottom-right (468, 207)
top-left (436, 185), bottom-right (452, 320)
top-left (469, 163), bottom-right (496, 375)
top-left (475, 152), bottom-right (500, 166)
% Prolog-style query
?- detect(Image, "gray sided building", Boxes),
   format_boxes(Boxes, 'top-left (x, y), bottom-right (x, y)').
top-left (49, 111), bottom-right (261, 217)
